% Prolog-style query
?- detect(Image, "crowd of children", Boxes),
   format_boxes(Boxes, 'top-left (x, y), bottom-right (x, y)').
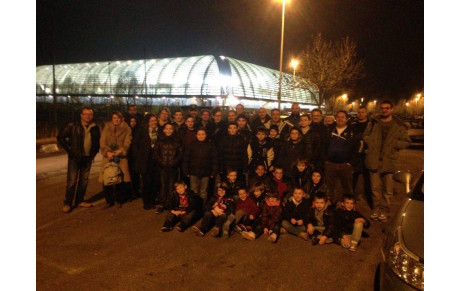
top-left (109, 104), bottom-right (373, 251)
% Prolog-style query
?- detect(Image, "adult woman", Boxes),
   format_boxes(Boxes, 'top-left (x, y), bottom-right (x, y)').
top-left (133, 114), bottom-right (160, 210)
top-left (99, 111), bottom-right (132, 208)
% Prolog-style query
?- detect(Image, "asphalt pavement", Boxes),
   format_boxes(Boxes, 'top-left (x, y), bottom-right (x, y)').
top-left (36, 149), bottom-right (424, 290)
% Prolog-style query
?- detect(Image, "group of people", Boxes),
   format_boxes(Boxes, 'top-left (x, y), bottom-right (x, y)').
top-left (57, 100), bottom-right (411, 250)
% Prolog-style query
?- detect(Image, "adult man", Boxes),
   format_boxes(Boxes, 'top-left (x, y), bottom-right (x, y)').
top-left (251, 107), bottom-right (271, 130)
top-left (57, 107), bottom-right (100, 213)
top-left (188, 104), bottom-right (199, 120)
top-left (284, 102), bottom-right (301, 127)
top-left (310, 108), bottom-right (329, 170)
top-left (235, 104), bottom-right (245, 116)
top-left (125, 105), bottom-right (144, 125)
top-left (363, 101), bottom-right (411, 221)
top-left (264, 109), bottom-right (290, 141)
top-left (324, 111), bottom-right (358, 203)
top-left (351, 107), bottom-right (372, 206)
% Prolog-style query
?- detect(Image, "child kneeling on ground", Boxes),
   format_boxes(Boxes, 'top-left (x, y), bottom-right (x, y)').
top-left (281, 187), bottom-right (311, 241)
top-left (306, 191), bottom-right (335, 246)
top-left (261, 192), bottom-right (283, 243)
top-left (191, 182), bottom-right (234, 237)
top-left (161, 181), bottom-right (202, 232)
top-left (333, 193), bottom-right (370, 251)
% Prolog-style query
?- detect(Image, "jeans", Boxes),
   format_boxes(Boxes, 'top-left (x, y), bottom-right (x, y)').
top-left (370, 171), bottom-right (393, 215)
top-left (281, 220), bottom-right (306, 236)
top-left (352, 156), bottom-right (373, 208)
top-left (324, 161), bottom-right (353, 203)
top-left (64, 156), bottom-right (92, 207)
top-left (341, 222), bottom-right (364, 247)
top-left (163, 210), bottom-right (199, 230)
top-left (189, 175), bottom-right (210, 202)
top-left (200, 211), bottom-right (228, 234)
top-left (158, 167), bottom-right (178, 209)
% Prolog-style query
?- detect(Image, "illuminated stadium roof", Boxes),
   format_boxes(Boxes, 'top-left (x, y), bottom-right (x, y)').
top-left (36, 55), bottom-right (318, 106)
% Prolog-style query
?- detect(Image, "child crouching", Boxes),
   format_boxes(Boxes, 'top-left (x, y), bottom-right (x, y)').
top-left (333, 193), bottom-right (370, 251)
top-left (281, 187), bottom-right (311, 241)
top-left (191, 182), bottom-right (234, 237)
top-left (261, 192), bottom-right (283, 243)
top-left (306, 191), bottom-right (335, 246)
top-left (161, 181), bottom-right (202, 232)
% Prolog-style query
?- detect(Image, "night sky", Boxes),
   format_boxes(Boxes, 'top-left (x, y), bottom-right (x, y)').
top-left (36, 0), bottom-right (424, 101)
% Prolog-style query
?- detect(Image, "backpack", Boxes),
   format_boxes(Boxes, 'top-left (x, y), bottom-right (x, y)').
top-left (103, 161), bottom-right (122, 186)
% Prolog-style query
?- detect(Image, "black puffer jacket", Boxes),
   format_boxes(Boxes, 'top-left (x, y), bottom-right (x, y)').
top-left (57, 121), bottom-right (100, 161)
top-left (217, 134), bottom-right (248, 173)
top-left (282, 196), bottom-right (311, 222)
top-left (301, 128), bottom-right (321, 164)
top-left (154, 135), bottom-right (182, 168)
top-left (182, 139), bottom-right (218, 178)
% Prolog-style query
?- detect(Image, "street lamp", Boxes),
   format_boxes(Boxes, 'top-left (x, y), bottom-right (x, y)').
top-left (290, 59), bottom-right (298, 102)
top-left (373, 99), bottom-right (377, 114)
top-left (277, 0), bottom-right (290, 110)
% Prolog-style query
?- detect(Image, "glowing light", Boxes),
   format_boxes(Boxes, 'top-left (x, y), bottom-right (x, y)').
top-left (220, 56), bottom-right (226, 60)
top-left (110, 95), bottom-right (114, 99)
top-left (290, 59), bottom-right (298, 70)
top-left (45, 87), bottom-right (51, 94)
top-left (227, 94), bottom-right (239, 106)
top-left (88, 95), bottom-right (92, 98)
top-left (406, 102), bottom-right (409, 107)
top-left (342, 94), bottom-right (348, 100)
top-left (135, 95), bottom-right (139, 99)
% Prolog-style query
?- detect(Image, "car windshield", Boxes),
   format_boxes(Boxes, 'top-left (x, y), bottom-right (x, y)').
top-left (411, 172), bottom-right (424, 202)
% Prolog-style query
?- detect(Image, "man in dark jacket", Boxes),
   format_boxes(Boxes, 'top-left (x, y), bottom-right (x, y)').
top-left (57, 107), bottom-right (100, 213)
top-left (324, 111), bottom-right (359, 203)
top-left (363, 101), bottom-right (411, 221)
top-left (284, 102), bottom-right (301, 127)
top-left (217, 122), bottom-right (248, 182)
top-left (310, 108), bottom-right (329, 171)
top-left (251, 107), bottom-right (271, 130)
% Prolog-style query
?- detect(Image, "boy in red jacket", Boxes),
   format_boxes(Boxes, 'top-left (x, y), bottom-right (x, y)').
top-left (261, 192), bottom-right (283, 243)
top-left (233, 188), bottom-right (259, 235)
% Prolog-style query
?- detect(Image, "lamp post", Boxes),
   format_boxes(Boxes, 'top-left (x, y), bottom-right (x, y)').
top-left (290, 59), bottom-right (298, 102)
top-left (277, 0), bottom-right (289, 110)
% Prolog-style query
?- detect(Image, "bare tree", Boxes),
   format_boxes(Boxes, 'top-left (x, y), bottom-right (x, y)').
top-left (295, 34), bottom-right (365, 111)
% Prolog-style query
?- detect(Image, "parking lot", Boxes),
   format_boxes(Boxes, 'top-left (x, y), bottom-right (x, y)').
top-left (36, 149), bottom-right (424, 290)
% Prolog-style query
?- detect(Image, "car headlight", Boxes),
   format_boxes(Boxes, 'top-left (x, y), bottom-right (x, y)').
top-left (385, 227), bottom-right (424, 290)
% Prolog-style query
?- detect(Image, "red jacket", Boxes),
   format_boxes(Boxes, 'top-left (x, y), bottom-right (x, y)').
top-left (236, 197), bottom-right (259, 217)
top-left (261, 198), bottom-right (282, 230)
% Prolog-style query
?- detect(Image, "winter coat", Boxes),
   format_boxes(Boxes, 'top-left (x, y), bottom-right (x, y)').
top-left (310, 122), bottom-right (329, 170)
top-left (169, 189), bottom-right (203, 214)
top-left (247, 139), bottom-right (274, 170)
top-left (363, 116), bottom-right (411, 173)
top-left (305, 181), bottom-right (330, 200)
top-left (236, 197), bottom-right (260, 217)
top-left (284, 113), bottom-right (301, 128)
top-left (248, 175), bottom-right (272, 191)
top-left (269, 177), bottom-right (290, 200)
top-left (208, 120), bottom-right (226, 144)
top-left (238, 128), bottom-right (252, 145)
top-left (301, 127), bottom-right (321, 164)
top-left (132, 126), bottom-right (159, 175)
top-left (333, 205), bottom-right (370, 238)
top-left (224, 178), bottom-right (246, 201)
top-left (261, 198), bottom-right (282, 230)
top-left (251, 115), bottom-right (271, 131)
top-left (182, 139), bottom-right (218, 178)
top-left (154, 135), bottom-right (182, 168)
top-left (289, 165), bottom-right (313, 191)
top-left (98, 121), bottom-right (132, 183)
top-left (306, 203), bottom-right (335, 238)
top-left (177, 127), bottom-right (197, 150)
top-left (282, 196), bottom-right (311, 222)
top-left (275, 140), bottom-right (307, 176)
top-left (268, 137), bottom-right (283, 162)
top-left (217, 134), bottom-right (248, 173)
top-left (57, 120), bottom-right (100, 161)
top-left (250, 192), bottom-right (266, 216)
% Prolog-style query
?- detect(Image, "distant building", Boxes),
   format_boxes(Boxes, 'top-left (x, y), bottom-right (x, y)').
top-left (36, 55), bottom-right (320, 110)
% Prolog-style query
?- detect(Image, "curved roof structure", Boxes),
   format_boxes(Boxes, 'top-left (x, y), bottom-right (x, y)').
top-left (36, 55), bottom-right (317, 105)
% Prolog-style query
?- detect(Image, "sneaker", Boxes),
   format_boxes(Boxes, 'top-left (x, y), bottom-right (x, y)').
top-left (175, 226), bottom-right (183, 232)
top-left (280, 227), bottom-right (287, 234)
top-left (268, 233), bottom-right (277, 243)
top-left (242, 231), bottom-right (256, 241)
top-left (222, 230), bottom-right (229, 238)
top-left (209, 227), bottom-right (220, 237)
top-left (191, 226), bottom-right (204, 237)
top-left (370, 212), bottom-right (379, 220)
top-left (78, 202), bottom-right (92, 208)
top-left (239, 224), bottom-right (248, 233)
top-left (298, 232), bottom-right (309, 241)
top-left (325, 237), bottom-right (333, 244)
top-left (62, 205), bottom-right (71, 213)
top-left (161, 226), bottom-right (172, 232)
top-left (155, 206), bottom-right (164, 214)
top-left (378, 214), bottom-right (388, 222)
top-left (349, 240), bottom-right (358, 252)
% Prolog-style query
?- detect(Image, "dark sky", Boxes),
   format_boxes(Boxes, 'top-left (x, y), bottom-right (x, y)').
top-left (36, 0), bottom-right (424, 101)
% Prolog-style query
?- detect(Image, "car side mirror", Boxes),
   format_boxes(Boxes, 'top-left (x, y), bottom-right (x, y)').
top-left (393, 170), bottom-right (413, 195)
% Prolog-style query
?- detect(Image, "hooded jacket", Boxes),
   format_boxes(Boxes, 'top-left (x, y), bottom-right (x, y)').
top-left (363, 116), bottom-right (411, 173)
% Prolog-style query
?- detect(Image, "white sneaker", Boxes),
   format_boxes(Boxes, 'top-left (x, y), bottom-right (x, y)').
top-left (378, 213), bottom-right (388, 222)
top-left (370, 212), bottom-right (379, 220)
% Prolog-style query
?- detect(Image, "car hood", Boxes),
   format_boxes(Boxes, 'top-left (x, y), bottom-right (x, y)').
top-left (401, 199), bottom-right (424, 260)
